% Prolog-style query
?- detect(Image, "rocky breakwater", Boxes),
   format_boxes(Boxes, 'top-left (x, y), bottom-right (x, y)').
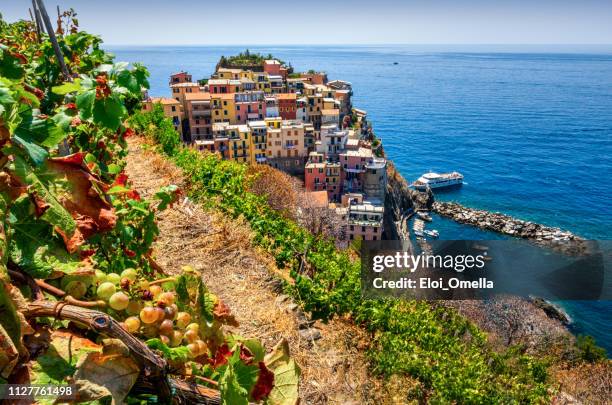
top-left (433, 201), bottom-right (589, 254)
top-left (384, 162), bottom-right (433, 240)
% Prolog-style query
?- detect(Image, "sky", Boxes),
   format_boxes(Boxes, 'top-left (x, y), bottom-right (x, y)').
top-left (1, 0), bottom-right (612, 45)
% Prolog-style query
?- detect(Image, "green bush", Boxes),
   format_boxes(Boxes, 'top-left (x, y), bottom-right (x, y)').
top-left (576, 335), bottom-right (607, 362)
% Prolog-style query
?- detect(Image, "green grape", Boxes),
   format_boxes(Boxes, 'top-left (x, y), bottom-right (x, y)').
top-left (109, 292), bottom-right (129, 311)
top-left (184, 328), bottom-right (198, 343)
top-left (65, 281), bottom-right (87, 299)
top-left (97, 282), bottom-right (116, 300)
top-left (175, 312), bottom-right (191, 329)
top-left (94, 270), bottom-right (107, 284)
top-left (149, 285), bottom-right (163, 298)
top-left (124, 316), bottom-right (141, 333)
top-left (170, 330), bottom-right (183, 347)
top-left (140, 307), bottom-right (158, 324)
top-left (186, 323), bottom-right (199, 333)
top-left (137, 279), bottom-right (150, 290)
top-left (121, 268), bottom-right (138, 282)
top-left (107, 273), bottom-right (121, 284)
top-left (159, 319), bottom-right (174, 336)
top-left (126, 300), bottom-right (143, 316)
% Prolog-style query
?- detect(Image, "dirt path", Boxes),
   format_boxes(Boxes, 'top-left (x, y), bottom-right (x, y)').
top-left (125, 138), bottom-right (408, 404)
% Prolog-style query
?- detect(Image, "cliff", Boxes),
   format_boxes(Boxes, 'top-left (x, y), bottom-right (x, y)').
top-left (383, 161), bottom-right (433, 240)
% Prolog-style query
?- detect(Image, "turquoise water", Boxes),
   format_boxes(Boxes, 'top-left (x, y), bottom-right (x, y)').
top-left (108, 45), bottom-right (612, 353)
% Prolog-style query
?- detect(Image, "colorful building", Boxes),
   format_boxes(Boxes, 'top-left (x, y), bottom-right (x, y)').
top-left (277, 93), bottom-right (297, 120)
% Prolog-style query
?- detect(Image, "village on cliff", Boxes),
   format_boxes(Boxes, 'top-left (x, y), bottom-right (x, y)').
top-left (143, 54), bottom-right (388, 243)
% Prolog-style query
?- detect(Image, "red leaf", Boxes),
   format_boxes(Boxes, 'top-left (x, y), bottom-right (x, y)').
top-left (113, 173), bottom-right (128, 187)
top-left (122, 128), bottom-right (135, 138)
top-left (239, 345), bottom-right (254, 365)
top-left (213, 299), bottom-right (239, 327)
top-left (65, 103), bottom-right (77, 110)
top-left (49, 152), bottom-right (86, 167)
top-left (126, 189), bottom-right (141, 201)
top-left (124, 248), bottom-right (136, 258)
top-left (251, 362), bottom-right (274, 401)
top-left (45, 160), bottom-right (116, 252)
top-left (212, 344), bottom-right (232, 368)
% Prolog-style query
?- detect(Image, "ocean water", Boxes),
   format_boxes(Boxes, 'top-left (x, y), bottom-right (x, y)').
top-left (107, 45), bottom-right (612, 353)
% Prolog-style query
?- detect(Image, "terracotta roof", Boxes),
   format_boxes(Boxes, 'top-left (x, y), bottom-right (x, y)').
top-left (305, 191), bottom-right (328, 208)
top-left (185, 92), bottom-right (211, 101)
top-left (277, 93), bottom-right (297, 100)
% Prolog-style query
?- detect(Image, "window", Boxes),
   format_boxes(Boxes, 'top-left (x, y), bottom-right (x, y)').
top-left (236, 105), bottom-right (240, 111)
top-left (350, 225), bottom-right (354, 231)
top-left (171, 106), bottom-right (176, 112)
top-left (362, 226), bottom-right (366, 232)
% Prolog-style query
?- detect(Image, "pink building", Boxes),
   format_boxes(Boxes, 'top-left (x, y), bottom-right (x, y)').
top-left (234, 91), bottom-right (265, 123)
top-left (305, 162), bottom-right (327, 193)
top-left (263, 60), bottom-right (282, 76)
top-left (170, 71), bottom-right (192, 85)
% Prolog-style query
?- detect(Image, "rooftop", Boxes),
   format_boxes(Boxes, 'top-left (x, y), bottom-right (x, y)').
top-left (304, 191), bottom-right (328, 208)
top-left (170, 82), bottom-right (200, 88)
top-left (148, 97), bottom-right (180, 105)
top-left (185, 92), bottom-right (211, 101)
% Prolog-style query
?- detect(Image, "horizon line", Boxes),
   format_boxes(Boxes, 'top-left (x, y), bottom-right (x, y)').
top-left (104, 42), bottom-right (612, 47)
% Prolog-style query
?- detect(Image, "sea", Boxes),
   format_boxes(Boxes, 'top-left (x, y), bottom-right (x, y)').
top-left (107, 44), bottom-right (612, 354)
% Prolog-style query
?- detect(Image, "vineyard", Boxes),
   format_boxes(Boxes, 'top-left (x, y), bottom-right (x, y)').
top-left (0, 10), bottom-right (298, 405)
top-left (131, 102), bottom-right (553, 401)
top-left (2, 6), bottom-right (604, 405)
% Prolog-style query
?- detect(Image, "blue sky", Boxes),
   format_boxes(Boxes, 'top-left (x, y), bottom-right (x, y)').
top-left (2, 0), bottom-right (612, 45)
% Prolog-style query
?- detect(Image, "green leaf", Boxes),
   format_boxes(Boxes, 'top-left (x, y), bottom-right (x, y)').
top-left (0, 47), bottom-right (25, 80)
top-left (155, 184), bottom-right (178, 211)
top-left (12, 134), bottom-right (48, 166)
top-left (52, 79), bottom-right (81, 95)
top-left (76, 90), bottom-right (95, 119)
top-left (145, 338), bottom-right (190, 362)
top-left (228, 335), bottom-right (265, 363)
top-left (14, 111), bottom-right (67, 148)
top-left (106, 185), bottom-right (131, 194)
top-left (116, 70), bottom-right (140, 94)
top-left (264, 339), bottom-right (300, 405)
top-left (93, 96), bottom-right (126, 131)
top-left (7, 196), bottom-right (80, 278)
top-left (26, 171), bottom-right (76, 235)
top-left (219, 351), bottom-right (249, 405)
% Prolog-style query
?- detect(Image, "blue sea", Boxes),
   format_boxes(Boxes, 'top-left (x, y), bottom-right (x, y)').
top-left (107, 45), bottom-right (612, 353)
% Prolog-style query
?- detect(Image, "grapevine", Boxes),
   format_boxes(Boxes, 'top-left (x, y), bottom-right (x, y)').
top-left (0, 12), bottom-right (298, 405)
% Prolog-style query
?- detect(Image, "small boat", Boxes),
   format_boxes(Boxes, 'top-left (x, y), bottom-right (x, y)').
top-left (416, 211), bottom-right (432, 222)
top-left (413, 171), bottom-right (463, 191)
top-left (414, 230), bottom-right (424, 237)
top-left (423, 229), bottom-right (439, 238)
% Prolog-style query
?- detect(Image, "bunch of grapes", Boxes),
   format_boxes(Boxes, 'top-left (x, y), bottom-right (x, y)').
top-left (96, 270), bottom-right (209, 358)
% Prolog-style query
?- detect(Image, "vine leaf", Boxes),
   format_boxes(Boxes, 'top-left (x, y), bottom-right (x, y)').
top-left (264, 339), bottom-right (300, 405)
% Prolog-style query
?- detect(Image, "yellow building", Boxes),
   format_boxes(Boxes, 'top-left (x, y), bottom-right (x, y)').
top-left (247, 120), bottom-right (268, 164)
top-left (211, 122), bottom-right (251, 163)
top-left (211, 93), bottom-right (237, 124)
top-left (142, 97), bottom-right (184, 136)
top-left (216, 67), bottom-right (243, 80)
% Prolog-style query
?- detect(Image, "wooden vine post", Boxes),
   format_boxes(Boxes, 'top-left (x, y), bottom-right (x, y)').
top-left (33, 0), bottom-right (72, 81)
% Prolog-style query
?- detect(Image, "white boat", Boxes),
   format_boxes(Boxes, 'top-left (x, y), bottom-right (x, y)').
top-left (413, 172), bottom-right (463, 191)
top-left (423, 229), bottom-right (439, 238)
top-left (416, 211), bottom-right (432, 222)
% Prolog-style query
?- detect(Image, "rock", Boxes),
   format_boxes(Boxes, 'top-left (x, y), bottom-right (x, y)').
top-left (299, 328), bottom-right (322, 341)
top-left (275, 294), bottom-right (290, 305)
top-left (287, 303), bottom-right (299, 312)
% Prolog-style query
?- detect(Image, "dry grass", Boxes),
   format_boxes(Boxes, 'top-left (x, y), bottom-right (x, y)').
top-left (125, 137), bottom-right (418, 404)
top-left (552, 361), bottom-right (612, 404)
